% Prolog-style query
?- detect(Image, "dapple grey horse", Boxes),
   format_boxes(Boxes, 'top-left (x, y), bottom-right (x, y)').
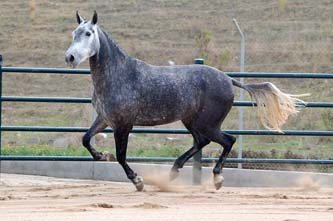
top-left (65, 11), bottom-right (304, 191)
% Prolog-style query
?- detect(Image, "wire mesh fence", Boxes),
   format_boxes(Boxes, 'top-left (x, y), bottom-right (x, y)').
top-left (223, 163), bottom-right (333, 173)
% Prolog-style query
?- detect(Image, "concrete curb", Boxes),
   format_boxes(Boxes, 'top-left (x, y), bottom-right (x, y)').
top-left (1, 160), bottom-right (332, 187)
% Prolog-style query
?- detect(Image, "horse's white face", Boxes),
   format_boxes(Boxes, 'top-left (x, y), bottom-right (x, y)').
top-left (65, 11), bottom-right (100, 68)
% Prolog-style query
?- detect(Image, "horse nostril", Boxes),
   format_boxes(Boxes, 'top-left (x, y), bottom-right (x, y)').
top-left (65, 53), bottom-right (75, 64)
top-left (69, 55), bottom-right (75, 63)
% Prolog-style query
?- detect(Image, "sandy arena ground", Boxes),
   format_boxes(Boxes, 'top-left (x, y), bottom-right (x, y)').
top-left (0, 173), bottom-right (332, 221)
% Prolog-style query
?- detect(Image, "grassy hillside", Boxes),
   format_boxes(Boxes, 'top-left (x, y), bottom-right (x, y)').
top-left (0, 0), bottom-right (332, 159)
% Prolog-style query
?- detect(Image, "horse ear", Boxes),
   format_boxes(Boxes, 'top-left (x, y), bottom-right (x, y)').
top-left (92, 10), bottom-right (98, 25)
top-left (76, 10), bottom-right (84, 24)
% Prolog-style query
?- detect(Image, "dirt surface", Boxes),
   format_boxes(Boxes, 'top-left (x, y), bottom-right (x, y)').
top-left (0, 173), bottom-right (332, 221)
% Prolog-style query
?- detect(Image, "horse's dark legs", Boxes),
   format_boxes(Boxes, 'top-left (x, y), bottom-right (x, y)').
top-left (114, 125), bottom-right (144, 191)
top-left (205, 129), bottom-right (236, 189)
top-left (82, 115), bottom-right (114, 161)
top-left (170, 125), bottom-right (210, 180)
top-left (173, 97), bottom-right (235, 189)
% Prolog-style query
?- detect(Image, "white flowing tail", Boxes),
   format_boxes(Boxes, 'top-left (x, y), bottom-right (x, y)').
top-left (232, 79), bottom-right (309, 132)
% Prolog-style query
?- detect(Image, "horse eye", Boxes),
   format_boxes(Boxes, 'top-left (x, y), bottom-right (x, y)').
top-left (85, 32), bottom-right (91, 37)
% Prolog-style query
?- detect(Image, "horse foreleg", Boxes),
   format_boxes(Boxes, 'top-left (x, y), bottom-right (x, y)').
top-left (114, 125), bottom-right (144, 191)
top-left (82, 115), bottom-right (114, 161)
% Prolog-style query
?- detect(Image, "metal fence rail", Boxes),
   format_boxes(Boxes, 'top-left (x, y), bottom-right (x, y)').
top-left (3, 66), bottom-right (333, 78)
top-left (1, 126), bottom-right (333, 136)
top-left (2, 96), bottom-right (333, 107)
top-left (0, 57), bottom-right (332, 184)
top-left (1, 156), bottom-right (332, 164)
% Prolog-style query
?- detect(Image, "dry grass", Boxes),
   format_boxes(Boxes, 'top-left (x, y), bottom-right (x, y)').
top-left (0, 0), bottom-right (332, 158)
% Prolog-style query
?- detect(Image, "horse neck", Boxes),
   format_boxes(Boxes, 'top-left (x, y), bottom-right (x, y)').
top-left (89, 27), bottom-right (131, 90)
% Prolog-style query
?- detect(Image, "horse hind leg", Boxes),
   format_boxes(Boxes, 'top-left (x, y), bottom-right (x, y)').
top-left (170, 122), bottom-right (210, 181)
top-left (204, 129), bottom-right (236, 190)
top-left (82, 115), bottom-right (115, 161)
top-left (191, 100), bottom-right (235, 189)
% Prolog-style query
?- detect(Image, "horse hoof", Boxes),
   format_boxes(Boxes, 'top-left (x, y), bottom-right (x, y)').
top-left (169, 169), bottom-right (179, 181)
top-left (214, 174), bottom-right (224, 190)
top-left (100, 152), bottom-right (116, 161)
top-left (135, 182), bottom-right (144, 192)
top-left (132, 176), bottom-right (144, 192)
top-left (105, 152), bottom-right (116, 161)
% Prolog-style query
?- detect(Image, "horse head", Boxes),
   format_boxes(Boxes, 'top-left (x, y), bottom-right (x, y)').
top-left (65, 11), bottom-right (100, 68)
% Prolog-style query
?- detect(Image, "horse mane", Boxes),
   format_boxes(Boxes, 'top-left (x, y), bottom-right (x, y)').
top-left (97, 26), bottom-right (129, 61)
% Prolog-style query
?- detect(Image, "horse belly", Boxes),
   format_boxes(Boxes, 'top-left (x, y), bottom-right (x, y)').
top-left (134, 117), bottom-right (178, 126)
top-left (134, 109), bottom-right (183, 126)
top-left (134, 101), bottom-right (193, 126)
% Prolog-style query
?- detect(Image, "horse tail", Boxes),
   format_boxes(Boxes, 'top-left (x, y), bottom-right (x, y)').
top-left (231, 78), bottom-right (308, 132)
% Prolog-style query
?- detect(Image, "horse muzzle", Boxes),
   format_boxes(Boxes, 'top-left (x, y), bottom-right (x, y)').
top-left (65, 52), bottom-right (78, 69)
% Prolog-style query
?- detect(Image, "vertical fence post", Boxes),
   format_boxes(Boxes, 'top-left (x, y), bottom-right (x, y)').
top-left (192, 58), bottom-right (204, 185)
top-left (232, 18), bottom-right (245, 169)
top-left (0, 55), bottom-right (3, 177)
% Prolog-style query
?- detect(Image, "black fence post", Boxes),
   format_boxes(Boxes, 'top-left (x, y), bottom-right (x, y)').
top-left (192, 58), bottom-right (204, 185)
